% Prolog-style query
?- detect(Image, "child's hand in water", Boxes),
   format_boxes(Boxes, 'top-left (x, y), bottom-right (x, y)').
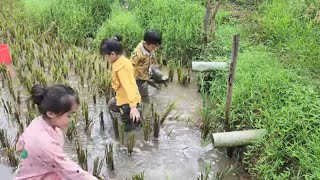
top-left (130, 107), bottom-right (140, 122)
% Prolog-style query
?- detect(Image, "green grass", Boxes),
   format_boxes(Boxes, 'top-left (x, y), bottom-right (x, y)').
top-left (131, 0), bottom-right (204, 62)
top-left (23, 0), bottom-right (206, 62)
top-left (246, 0), bottom-right (320, 88)
top-left (198, 5), bottom-right (320, 179)
top-left (95, 2), bottom-right (143, 53)
top-left (24, 0), bottom-right (113, 44)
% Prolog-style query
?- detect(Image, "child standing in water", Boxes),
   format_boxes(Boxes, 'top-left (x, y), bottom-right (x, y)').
top-left (101, 35), bottom-right (141, 132)
top-left (15, 84), bottom-right (97, 180)
top-left (131, 29), bottom-right (162, 100)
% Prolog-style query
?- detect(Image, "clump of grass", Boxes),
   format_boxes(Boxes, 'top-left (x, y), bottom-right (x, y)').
top-left (62, 65), bottom-right (69, 79)
top-left (7, 79), bottom-right (16, 101)
top-left (120, 123), bottom-right (125, 145)
top-left (105, 143), bottom-right (114, 170)
top-left (17, 121), bottom-right (24, 135)
top-left (142, 120), bottom-right (151, 142)
top-left (82, 102), bottom-right (93, 134)
top-left (7, 148), bottom-right (19, 167)
top-left (79, 73), bottom-right (85, 88)
top-left (177, 65), bottom-right (189, 86)
top-left (14, 108), bottom-right (21, 123)
top-left (110, 113), bottom-right (119, 139)
top-left (93, 94), bottom-right (97, 104)
top-left (66, 121), bottom-right (76, 141)
top-left (2, 99), bottom-right (12, 118)
top-left (92, 156), bottom-right (105, 178)
top-left (99, 111), bottom-right (104, 131)
top-left (130, 172), bottom-right (145, 180)
top-left (197, 164), bottom-right (210, 180)
top-left (26, 109), bottom-right (35, 126)
top-left (96, 71), bottom-right (112, 100)
top-left (197, 163), bottom-right (231, 180)
top-left (212, 167), bottom-right (232, 180)
top-left (153, 112), bottom-right (160, 138)
top-left (75, 140), bottom-right (88, 171)
top-left (168, 60), bottom-right (175, 82)
top-left (17, 90), bottom-right (21, 105)
top-left (200, 107), bottom-right (213, 139)
top-left (127, 133), bottom-right (135, 155)
top-left (33, 69), bottom-right (48, 87)
top-left (0, 129), bottom-right (10, 149)
top-left (160, 102), bottom-right (175, 125)
top-left (150, 103), bottom-right (155, 116)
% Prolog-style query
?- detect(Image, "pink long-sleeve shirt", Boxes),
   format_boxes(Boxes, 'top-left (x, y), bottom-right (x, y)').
top-left (14, 116), bottom-right (97, 180)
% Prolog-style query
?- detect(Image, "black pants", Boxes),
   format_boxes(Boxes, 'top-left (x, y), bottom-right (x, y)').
top-left (136, 80), bottom-right (149, 101)
top-left (108, 98), bottom-right (141, 132)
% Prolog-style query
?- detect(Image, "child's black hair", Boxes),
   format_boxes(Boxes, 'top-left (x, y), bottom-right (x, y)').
top-left (100, 35), bottom-right (123, 55)
top-left (144, 29), bottom-right (162, 45)
top-left (31, 84), bottom-right (79, 116)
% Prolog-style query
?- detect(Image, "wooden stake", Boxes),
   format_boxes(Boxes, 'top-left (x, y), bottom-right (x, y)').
top-left (203, 0), bottom-right (213, 44)
top-left (225, 34), bottom-right (240, 157)
top-left (210, 0), bottom-right (220, 35)
top-left (225, 34), bottom-right (240, 132)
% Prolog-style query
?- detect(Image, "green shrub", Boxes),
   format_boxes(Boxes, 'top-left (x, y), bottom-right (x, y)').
top-left (95, 2), bottom-right (143, 54)
top-left (130, 0), bottom-right (205, 63)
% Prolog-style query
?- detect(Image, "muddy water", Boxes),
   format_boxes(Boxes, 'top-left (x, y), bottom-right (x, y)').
top-left (0, 74), bottom-right (246, 180)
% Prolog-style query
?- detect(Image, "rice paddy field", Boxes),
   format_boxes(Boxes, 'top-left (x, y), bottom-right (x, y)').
top-left (0, 0), bottom-right (319, 179)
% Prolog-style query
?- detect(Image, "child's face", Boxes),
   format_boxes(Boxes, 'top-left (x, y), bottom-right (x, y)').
top-left (144, 43), bottom-right (160, 53)
top-left (48, 102), bottom-right (79, 129)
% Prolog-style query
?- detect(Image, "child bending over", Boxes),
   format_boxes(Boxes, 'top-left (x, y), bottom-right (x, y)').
top-left (15, 84), bottom-right (97, 180)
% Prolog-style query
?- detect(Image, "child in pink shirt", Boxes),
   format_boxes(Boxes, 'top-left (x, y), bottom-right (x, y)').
top-left (15, 84), bottom-right (97, 180)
